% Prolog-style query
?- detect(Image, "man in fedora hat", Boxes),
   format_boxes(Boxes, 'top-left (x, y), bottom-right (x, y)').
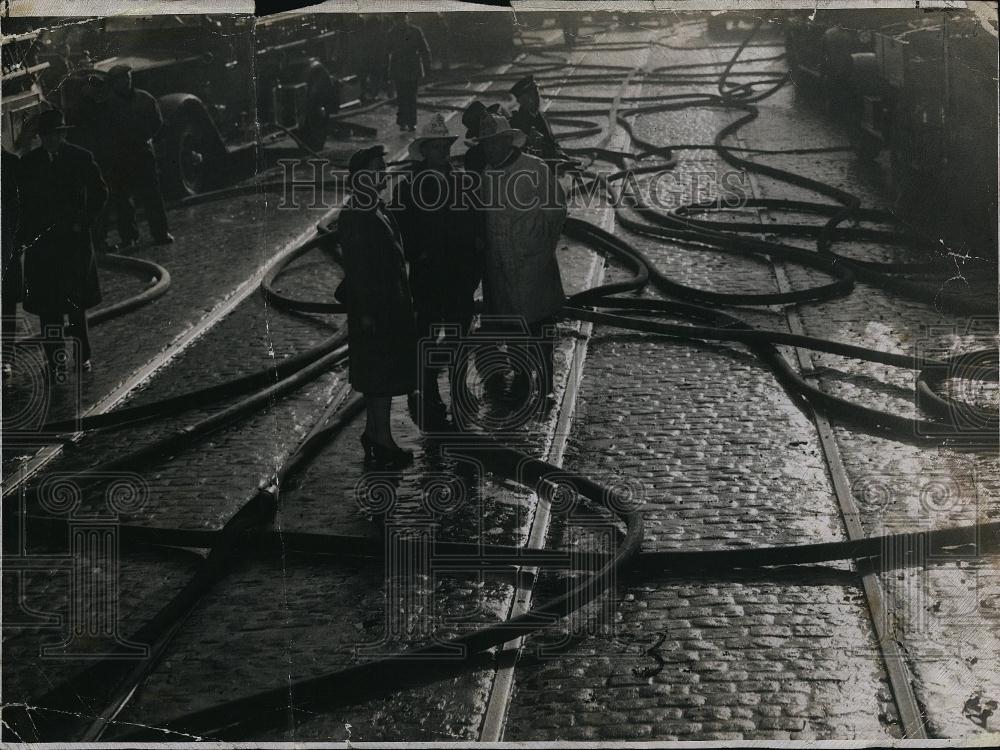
top-left (461, 101), bottom-right (511, 176)
top-left (391, 114), bottom-right (481, 429)
top-left (509, 74), bottom-right (564, 163)
top-left (17, 108), bottom-right (108, 375)
top-left (473, 112), bottom-right (567, 412)
top-left (103, 64), bottom-right (173, 248)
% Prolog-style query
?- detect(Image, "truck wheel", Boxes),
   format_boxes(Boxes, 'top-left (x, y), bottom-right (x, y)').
top-left (162, 113), bottom-right (212, 197)
top-left (298, 73), bottom-right (338, 152)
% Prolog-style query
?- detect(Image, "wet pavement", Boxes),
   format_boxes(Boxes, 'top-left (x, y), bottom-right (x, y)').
top-left (2, 14), bottom-right (998, 744)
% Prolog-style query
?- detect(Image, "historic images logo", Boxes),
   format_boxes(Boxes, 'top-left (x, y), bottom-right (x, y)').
top-left (851, 465), bottom-right (987, 662)
top-left (352, 454), bottom-right (645, 661)
top-left (2, 319), bottom-right (84, 450)
top-left (5, 472), bottom-right (151, 660)
top-left (276, 158), bottom-right (749, 214)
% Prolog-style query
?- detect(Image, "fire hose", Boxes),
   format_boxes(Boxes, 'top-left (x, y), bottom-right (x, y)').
top-left (5, 16), bottom-right (998, 742)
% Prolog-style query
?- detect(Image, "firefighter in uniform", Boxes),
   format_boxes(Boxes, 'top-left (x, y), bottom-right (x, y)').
top-left (391, 114), bottom-right (482, 429)
top-left (386, 13), bottom-right (432, 132)
top-left (509, 74), bottom-right (566, 163)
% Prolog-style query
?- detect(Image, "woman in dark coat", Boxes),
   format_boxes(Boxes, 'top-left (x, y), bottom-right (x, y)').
top-left (18, 109), bottom-right (107, 372)
top-left (337, 145), bottom-right (417, 469)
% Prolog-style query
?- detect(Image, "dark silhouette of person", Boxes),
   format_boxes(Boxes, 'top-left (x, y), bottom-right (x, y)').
top-left (392, 114), bottom-right (482, 429)
top-left (105, 65), bottom-right (173, 248)
top-left (386, 14), bottom-right (431, 133)
top-left (18, 109), bottom-right (107, 375)
top-left (337, 145), bottom-right (417, 468)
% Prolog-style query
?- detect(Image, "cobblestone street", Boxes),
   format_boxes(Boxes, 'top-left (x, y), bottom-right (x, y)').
top-left (2, 7), bottom-right (998, 745)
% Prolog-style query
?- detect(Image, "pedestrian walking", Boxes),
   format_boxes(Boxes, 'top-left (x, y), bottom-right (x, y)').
top-left (386, 13), bottom-right (431, 132)
top-left (472, 113), bottom-right (567, 411)
top-left (105, 65), bottom-right (173, 248)
top-left (336, 145), bottom-right (417, 469)
top-left (509, 74), bottom-right (566, 162)
top-left (18, 109), bottom-right (108, 375)
top-left (2, 148), bottom-right (22, 384)
top-left (392, 114), bottom-right (482, 429)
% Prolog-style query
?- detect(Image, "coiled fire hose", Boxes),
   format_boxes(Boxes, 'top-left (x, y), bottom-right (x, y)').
top-left (6, 17), bottom-right (998, 742)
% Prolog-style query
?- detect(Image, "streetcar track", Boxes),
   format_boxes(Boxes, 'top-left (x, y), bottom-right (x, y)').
top-left (479, 27), bottom-right (647, 741)
top-left (735, 67), bottom-right (931, 736)
top-left (3, 15), bottom-right (995, 743)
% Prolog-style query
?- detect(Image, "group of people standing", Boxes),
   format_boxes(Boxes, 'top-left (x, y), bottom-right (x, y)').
top-left (1, 64), bottom-right (172, 385)
top-left (73, 65), bottom-right (174, 251)
top-left (337, 75), bottom-right (568, 470)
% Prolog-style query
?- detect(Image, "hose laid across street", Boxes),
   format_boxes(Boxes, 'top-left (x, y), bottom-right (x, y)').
top-left (6, 17), bottom-right (998, 742)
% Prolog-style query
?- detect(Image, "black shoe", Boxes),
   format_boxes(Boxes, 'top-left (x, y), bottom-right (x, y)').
top-left (152, 233), bottom-right (175, 246)
top-left (361, 433), bottom-right (414, 470)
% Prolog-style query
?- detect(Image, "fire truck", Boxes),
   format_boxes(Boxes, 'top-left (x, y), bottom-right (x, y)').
top-left (3, 14), bottom-right (361, 197)
top-left (784, 7), bottom-right (998, 253)
top-left (4, 12), bottom-right (518, 198)
top-left (1, 28), bottom-right (47, 155)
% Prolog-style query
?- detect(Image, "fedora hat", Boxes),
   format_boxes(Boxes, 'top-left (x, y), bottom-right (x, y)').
top-left (36, 109), bottom-right (74, 135)
top-left (468, 113), bottom-right (526, 148)
top-left (408, 114), bottom-right (459, 160)
top-left (509, 74), bottom-right (538, 98)
top-left (461, 101), bottom-right (487, 136)
top-left (348, 144), bottom-right (387, 177)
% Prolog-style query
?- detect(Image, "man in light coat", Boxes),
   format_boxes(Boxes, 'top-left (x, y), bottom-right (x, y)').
top-left (473, 112), bottom-right (567, 411)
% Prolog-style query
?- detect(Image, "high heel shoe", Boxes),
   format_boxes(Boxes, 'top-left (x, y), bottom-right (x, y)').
top-left (361, 433), bottom-right (414, 470)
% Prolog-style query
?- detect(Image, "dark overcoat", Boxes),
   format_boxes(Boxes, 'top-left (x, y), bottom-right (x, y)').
top-left (18, 142), bottom-right (107, 316)
top-left (511, 108), bottom-right (562, 159)
top-left (2, 149), bottom-right (22, 304)
top-left (386, 21), bottom-right (431, 82)
top-left (390, 163), bottom-right (482, 322)
top-left (338, 196), bottom-right (417, 396)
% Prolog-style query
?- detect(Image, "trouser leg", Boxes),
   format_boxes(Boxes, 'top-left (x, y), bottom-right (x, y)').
top-left (415, 311), bottom-right (444, 408)
top-left (529, 319), bottom-right (556, 397)
top-left (132, 152), bottom-right (170, 239)
top-left (91, 198), bottom-right (112, 251)
top-left (1, 290), bottom-right (17, 371)
top-left (447, 314), bottom-right (474, 410)
top-left (111, 179), bottom-right (139, 244)
top-left (395, 79), bottom-right (418, 127)
top-left (65, 309), bottom-right (91, 363)
top-left (38, 313), bottom-right (64, 369)
top-left (475, 316), bottom-right (511, 396)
